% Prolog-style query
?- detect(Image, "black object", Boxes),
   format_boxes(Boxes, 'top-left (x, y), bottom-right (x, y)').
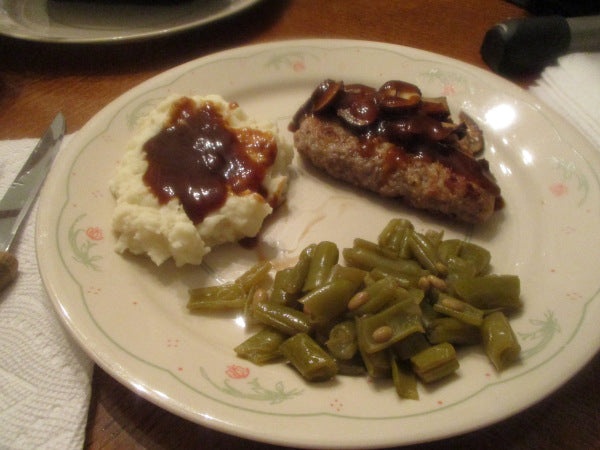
top-left (480, 15), bottom-right (600, 75)
top-left (506, 0), bottom-right (600, 17)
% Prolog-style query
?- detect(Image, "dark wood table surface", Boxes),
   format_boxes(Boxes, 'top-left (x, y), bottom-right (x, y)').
top-left (1, 0), bottom-right (598, 448)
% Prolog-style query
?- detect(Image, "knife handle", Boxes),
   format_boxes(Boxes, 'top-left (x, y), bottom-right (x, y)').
top-left (480, 14), bottom-right (600, 75)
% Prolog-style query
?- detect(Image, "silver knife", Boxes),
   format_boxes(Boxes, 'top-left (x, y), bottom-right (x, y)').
top-left (0, 113), bottom-right (65, 291)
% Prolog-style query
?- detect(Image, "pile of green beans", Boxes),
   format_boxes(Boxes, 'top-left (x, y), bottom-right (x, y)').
top-left (187, 218), bottom-right (522, 398)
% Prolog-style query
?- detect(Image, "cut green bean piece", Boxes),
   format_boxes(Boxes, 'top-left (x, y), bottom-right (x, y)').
top-left (424, 229), bottom-right (444, 248)
top-left (356, 301), bottom-right (424, 354)
top-left (367, 267), bottom-right (419, 289)
top-left (303, 241), bottom-right (339, 292)
top-left (349, 277), bottom-right (398, 316)
top-left (459, 242), bottom-right (491, 275)
top-left (433, 293), bottom-right (484, 326)
top-left (325, 320), bottom-right (358, 360)
top-left (269, 268), bottom-right (298, 306)
top-left (284, 244), bottom-right (315, 294)
top-left (410, 342), bottom-right (459, 383)
top-left (453, 275), bottom-right (522, 312)
top-left (407, 230), bottom-right (440, 274)
top-left (391, 356), bottom-right (419, 400)
top-left (343, 246), bottom-right (426, 278)
top-left (335, 356), bottom-right (367, 376)
top-left (299, 279), bottom-right (357, 325)
top-left (234, 327), bottom-right (287, 365)
top-left (378, 218), bottom-right (414, 257)
top-left (393, 333), bottom-right (431, 361)
top-left (393, 332), bottom-right (430, 360)
top-left (187, 283), bottom-right (245, 310)
top-left (426, 317), bottom-right (481, 345)
top-left (328, 264), bottom-right (367, 290)
top-left (481, 311), bottom-right (521, 371)
top-left (437, 239), bottom-right (463, 264)
top-left (253, 302), bottom-right (312, 335)
top-left (279, 332), bottom-right (338, 381)
top-left (354, 238), bottom-right (399, 260)
top-left (235, 261), bottom-right (273, 293)
top-left (358, 344), bottom-right (392, 378)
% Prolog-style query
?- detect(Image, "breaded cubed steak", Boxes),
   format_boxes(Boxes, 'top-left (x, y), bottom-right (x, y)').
top-left (290, 80), bottom-right (503, 223)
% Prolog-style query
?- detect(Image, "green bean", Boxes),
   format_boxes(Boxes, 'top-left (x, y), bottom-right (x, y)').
top-left (410, 342), bottom-right (459, 383)
top-left (393, 332), bottom-right (430, 360)
top-left (354, 238), bottom-right (399, 260)
top-left (325, 320), bottom-right (358, 360)
top-left (343, 246), bottom-right (426, 278)
top-left (433, 293), bottom-right (484, 326)
top-left (187, 283), bottom-right (245, 310)
top-left (284, 244), bottom-right (315, 294)
top-left (366, 267), bottom-right (419, 289)
top-left (444, 256), bottom-right (478, 294)
top-left (459, 242), bottom-right (491, 275)
top-left (437, 240), bottom-right (490, 275)
top-left (253, 302), bottom-right (312, 335)
top-left (348, 277), bottom-right (398, 316)
top-left (424, 229), bottom-right (444, 248)
top-left (302, 241), bottom-right (339, 292)
top-left (356, 301), bottom-right (424, 354)
top-left (357, 343), bottom-right (392, 378)
top-left (378, 218), bottom-right (413, 257)
top-left (234, 327), bottom-right (287, 365)
top-left (335, 356), bottom-right (367, 376)
top-left (299, 279), bottom-right (357, 325)
top-left (328, 264), bottom-right (367, 291)
top-left (269, 268), bottom-right (298, 306)
top-left (437, 239), bottom-right (463, 264)
top-left (235, 261), bottom-right (273, 293)
top-left (480, 311), bottom-right (521, 371)
top-left (453, 274), bottom-right (522, 312)
top-left (391, 356), bottom-right (419, 400)
top-left (426, 317), bottom-right (481, 345)
top-left (407, 230), bottom-right (440, 274)
top-left (279, 332), bottom-right (338, 381)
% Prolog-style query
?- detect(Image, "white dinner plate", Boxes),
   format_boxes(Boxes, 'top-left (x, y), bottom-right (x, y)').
top-left (0, 0), bottom-right (261, 43)
top-left (36, 39), bottom-right (600, 448)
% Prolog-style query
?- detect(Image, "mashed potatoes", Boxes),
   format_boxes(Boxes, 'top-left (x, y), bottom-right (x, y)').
top-left (109, 94), bottom-right (292, 266)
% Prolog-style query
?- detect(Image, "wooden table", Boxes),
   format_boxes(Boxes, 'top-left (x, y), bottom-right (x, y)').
top-left (1, 0), bottom-right (598, 448)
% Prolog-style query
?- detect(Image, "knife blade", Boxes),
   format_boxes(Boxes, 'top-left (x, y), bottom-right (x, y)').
top-left (0, 112), bottom-right (65, 291)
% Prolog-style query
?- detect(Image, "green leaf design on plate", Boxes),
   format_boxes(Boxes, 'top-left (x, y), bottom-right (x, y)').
top-left (518, 310), bottom-right (561, 360)
top-left (200, 367), bottom-right (303, 404)
top-left (68, 214), bottom-right (103, 271)
top-left (264, 51), bottom-right (320, 71)
top-left (553, 157), bottom-right (589, 206)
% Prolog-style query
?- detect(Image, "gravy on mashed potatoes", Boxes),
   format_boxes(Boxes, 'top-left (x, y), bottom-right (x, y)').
top-left (109, 94), bottom-right (292, 266)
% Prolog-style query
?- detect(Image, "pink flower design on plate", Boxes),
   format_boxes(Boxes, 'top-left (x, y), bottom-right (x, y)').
top-left (442, 84), bottom-right (456, 96)
top-left (293, 60), bottom-right (306, 72)
top-left (226, 364), bottom-right (250, 379)
top-left (85, 227), bottom-right (104, 241)
top-left (549, 182), bottom-right (568, 197)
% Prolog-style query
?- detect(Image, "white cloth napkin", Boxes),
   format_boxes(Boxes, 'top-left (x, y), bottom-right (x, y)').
top-left (0, 136), bottom-right (93, 450)
top-left (529, 52), bottom-right (600, 150)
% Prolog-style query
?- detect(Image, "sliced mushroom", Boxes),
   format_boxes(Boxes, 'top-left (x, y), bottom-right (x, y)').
top-left (336, 84), bottom-right (379, 127)
top-left (312, 79), bottom-right (343, 113)
top-left (458, 111), bottom-right (484, 155)
top-left (375, 80), bottom-right (422, 113)
top-left (385, 115), bottom-right (457, 142)
top-left (419, 97), bottom-right (450, 119)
